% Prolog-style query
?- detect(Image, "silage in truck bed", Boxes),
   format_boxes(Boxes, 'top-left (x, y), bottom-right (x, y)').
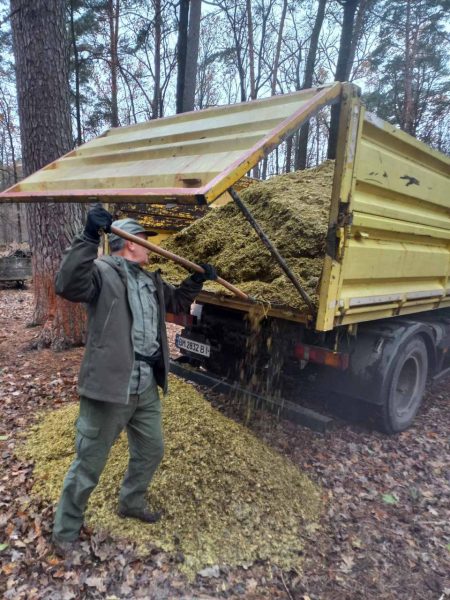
top-left (148, 161), bottom-right (334, 310)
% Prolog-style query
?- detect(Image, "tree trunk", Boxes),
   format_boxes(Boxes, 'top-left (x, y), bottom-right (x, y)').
top-left (0, 134), bottom-right (5, 189)
top-left (0, 95), bottom-right (19, 184)
top-left (108, 0), bottom-right (120, 127)
top-left (246, 0), bottom-right (256, 100)
top-left (328, 0), bottom-right (359, 159)
top-left (176, 0), bottom-right (190, 113)
top-left (285, 137), bottom-right (293, 173)
top-left (11, 0), bottom-right (85, 350)
top-left (152, 0), bottom-right (162, 119)
top-left (347, 0), bottom-right (371, 78)
top-left (296, 0), bottom-right (327, 169)
top-left (247, 0), bottom-right (258, 178)
top-left (236, 46), bottom-right (247, 103)
top-left (231, 11), bottom-right (247, 103)
top-left (182, 0), bottom-right (202, 112)
top-left (3, 101), bottom-right (21, 240)
top-left (403, 0), bottom-right (414, 134)
top-left (271, 0), bottom-right (288, 96)
top-left (69, 0), bottom-right (83, 145)
top-left (16, 205), bottom-right (22, 243)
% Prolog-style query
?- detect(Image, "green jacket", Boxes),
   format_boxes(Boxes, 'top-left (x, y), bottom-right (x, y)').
top-left (55, 234), bottom-right (202, 404)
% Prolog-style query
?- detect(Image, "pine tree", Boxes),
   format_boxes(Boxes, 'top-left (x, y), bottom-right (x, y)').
top-left (11, 0), bottom-right (86, 349)
top-left (364, 0), bottom-right (450, 149)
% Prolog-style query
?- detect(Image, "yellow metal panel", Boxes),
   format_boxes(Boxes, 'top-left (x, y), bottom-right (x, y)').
top-left (316, 257), bottom-right (343, 331)
top-left (342, 239), bottom-right (449, 280)
top-left (363, 112), bottom-right (450, 172)
top-left (0, 84), bottom-right (341, 205)
top-left (316, 84), bottom-right (364, 331)
top-left (357, 141), bottom-right (449, 207)
top-left (17, 149), bottom-right (245, 191)
top-left (352, 212), bottom-right (450, 240)
top-left (328, 108), bottom-right (450, 330)
top-left (339, 277), bottom-right (449, 298)
top-left (337, 298), bottom-right (450, 326)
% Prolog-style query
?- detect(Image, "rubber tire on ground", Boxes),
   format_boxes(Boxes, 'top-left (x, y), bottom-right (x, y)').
top-left (380, 336), bottom-right (428, 434)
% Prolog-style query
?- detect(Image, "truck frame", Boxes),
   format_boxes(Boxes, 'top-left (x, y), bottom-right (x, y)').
top-left (1, 82), bottom-right (449, 432)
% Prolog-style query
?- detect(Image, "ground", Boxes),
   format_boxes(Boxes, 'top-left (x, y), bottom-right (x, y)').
top-left (0, 287), bottom-right (449, 600)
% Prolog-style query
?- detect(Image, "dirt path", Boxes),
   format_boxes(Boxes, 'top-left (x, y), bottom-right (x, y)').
top-left (1, 287), bottom-right (449, 599)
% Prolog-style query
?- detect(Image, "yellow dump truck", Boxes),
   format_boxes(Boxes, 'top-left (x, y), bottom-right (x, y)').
top-left (2, 82), bottom-right (449, 433)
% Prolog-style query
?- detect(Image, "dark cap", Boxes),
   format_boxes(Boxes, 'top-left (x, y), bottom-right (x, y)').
top-left (109, 218), bottom-right (147, 244)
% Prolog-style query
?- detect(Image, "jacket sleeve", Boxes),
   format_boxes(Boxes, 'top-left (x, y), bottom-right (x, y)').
top-left (162, 275), bottom-right (203, 314)
top-left (55, 234), bottom-right (102, 303)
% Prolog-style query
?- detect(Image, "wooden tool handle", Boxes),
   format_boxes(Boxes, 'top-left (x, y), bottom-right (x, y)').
top-left (110, 225), bottom-right (249, 301)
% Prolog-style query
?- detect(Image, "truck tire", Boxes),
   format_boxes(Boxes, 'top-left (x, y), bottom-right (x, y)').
top-left (380, 336), bottom-right (428, 434)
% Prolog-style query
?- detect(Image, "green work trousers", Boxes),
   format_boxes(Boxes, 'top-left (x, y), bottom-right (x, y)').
top-left (53, 382), bottom-right (163, 542)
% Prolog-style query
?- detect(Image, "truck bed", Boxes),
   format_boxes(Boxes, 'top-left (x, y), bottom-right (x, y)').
top-left (159, 105), bottom-right (450, 332)
top-left (191, 106), bottom-right (448, 331)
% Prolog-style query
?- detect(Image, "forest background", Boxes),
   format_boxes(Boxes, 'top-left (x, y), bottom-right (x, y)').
top-left (1, 0), bottom-right (449, 187)
top-left (0, 0), bottom-right (449, 349)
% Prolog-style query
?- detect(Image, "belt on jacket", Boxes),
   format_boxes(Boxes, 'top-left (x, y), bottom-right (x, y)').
top-left (134, 351), bottom-right (161, 367)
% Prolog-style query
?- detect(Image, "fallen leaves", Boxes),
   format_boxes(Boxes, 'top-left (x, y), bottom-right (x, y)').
top-left (381, 492), bottom-right (399, 505)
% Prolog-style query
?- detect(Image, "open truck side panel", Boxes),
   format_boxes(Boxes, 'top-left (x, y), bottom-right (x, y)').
top-left (0, 84), bottom-right (342, 206)
top-left (1, 83), bottom-right (449, 432)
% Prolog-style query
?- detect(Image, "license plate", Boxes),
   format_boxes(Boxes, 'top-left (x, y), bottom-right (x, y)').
top-left (175, 334), bottom-right (211, 357)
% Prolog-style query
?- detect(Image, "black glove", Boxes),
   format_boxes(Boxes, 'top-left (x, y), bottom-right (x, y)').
top-left (84, 206), bottom-right (113, 240)
top-left (191, 263), bottom-right (218, 283)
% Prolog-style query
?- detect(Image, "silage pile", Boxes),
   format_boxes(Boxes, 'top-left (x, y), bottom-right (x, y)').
top-left (21, 376), bottom-right (321, 578)
top-left (148, 161), bottom-right (334, 310)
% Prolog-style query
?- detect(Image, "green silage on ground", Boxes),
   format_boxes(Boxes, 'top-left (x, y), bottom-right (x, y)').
top-left (20, 376), bottom-right (322, 579)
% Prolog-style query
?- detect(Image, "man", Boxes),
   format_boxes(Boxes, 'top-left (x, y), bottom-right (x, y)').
top-left (52, 205), bottom-right (216, 557)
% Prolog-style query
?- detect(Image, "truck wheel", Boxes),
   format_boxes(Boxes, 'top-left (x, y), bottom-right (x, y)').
top-left (380, 336), bottom-right (428, 434)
